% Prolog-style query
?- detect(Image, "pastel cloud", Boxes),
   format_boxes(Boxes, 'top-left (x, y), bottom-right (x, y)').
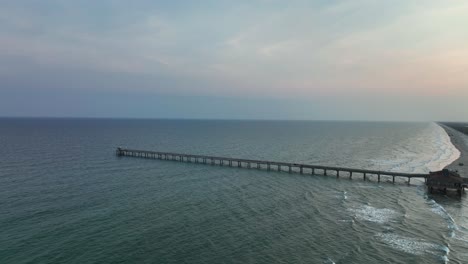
top-left (0, 0), bottom-right (467, 119)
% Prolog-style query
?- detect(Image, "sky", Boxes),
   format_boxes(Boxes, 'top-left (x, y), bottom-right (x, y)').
top-left (0, 0), bottom-right (467, 121)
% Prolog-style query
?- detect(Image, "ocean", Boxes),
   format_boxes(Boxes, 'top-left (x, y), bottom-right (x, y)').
top-left (1, 118), bottom-right (467, 263)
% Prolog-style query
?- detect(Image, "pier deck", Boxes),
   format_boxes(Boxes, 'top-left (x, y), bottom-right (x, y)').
top-left (116, 147), bottom-right (429, 184)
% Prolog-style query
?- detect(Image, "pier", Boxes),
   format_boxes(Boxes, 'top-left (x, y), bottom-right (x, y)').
top-left (116, 147), bottom-right (430, 184)
top-left (427, 169), bottom-right (468, 195)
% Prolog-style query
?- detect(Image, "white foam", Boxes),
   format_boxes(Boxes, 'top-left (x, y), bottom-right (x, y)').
top-left (422, 124), bottom-right (459, 170)
top-left (348, 205), bottom-right (399, 224)
top-left (427, 199), bottom-right (458, 236)
top-left (399, 123), bottom-right (460, 173)
top-left (377, 233), bottom-right (449, 259)
top-left (358, 123), bottom-right (460, 174)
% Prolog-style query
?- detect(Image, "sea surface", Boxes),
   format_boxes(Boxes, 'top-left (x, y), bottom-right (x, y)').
top-left (1, 119), bottom-right (467, 263)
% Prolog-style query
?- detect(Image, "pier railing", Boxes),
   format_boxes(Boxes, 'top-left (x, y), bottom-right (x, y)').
top-left (116, 147), bottom-right (429, 184)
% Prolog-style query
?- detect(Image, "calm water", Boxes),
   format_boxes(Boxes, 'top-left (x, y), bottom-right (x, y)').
top-left (1, 119), bottom-right (467, 263)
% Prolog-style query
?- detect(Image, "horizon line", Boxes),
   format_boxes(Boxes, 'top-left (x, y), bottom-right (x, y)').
top-left (0, 116), bottom-right (466, 123)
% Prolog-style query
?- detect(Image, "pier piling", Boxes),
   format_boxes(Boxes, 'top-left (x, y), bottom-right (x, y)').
top-left (116, 148), bottom-right (428, 184)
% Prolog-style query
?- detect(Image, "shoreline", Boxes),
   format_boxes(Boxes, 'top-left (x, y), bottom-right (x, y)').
top-left (439, 123), bottom-right (468, 178)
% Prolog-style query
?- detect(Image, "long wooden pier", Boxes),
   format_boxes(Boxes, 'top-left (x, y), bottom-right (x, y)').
top-left (116, 147), bottom-right (429, 184)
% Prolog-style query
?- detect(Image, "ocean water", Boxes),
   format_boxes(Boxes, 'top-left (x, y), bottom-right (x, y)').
top-left (0, 118), bottom-right (467, 263)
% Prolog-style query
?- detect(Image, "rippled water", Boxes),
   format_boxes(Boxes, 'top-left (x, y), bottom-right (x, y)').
top-left (0, 119), bottom-right (467, 263)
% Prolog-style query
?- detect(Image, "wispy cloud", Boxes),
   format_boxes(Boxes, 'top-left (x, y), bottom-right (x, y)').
top-left (0, 0), bottom-right (467, 119)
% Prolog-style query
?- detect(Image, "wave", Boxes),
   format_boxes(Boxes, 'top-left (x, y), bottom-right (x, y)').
top-left (370, 123), bottom-right (460, 174)
top-left (426, 199), bottom-right (458, 238)
top-left (348, 205), bottom-right (399, 224)
top-left (376, 233), bottom-right (449, 262)
top-left (426, 123), bottom-right (460, 171)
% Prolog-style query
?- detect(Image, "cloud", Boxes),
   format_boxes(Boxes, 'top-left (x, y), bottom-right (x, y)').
top-left (0, 0), bottom-right (467, 101)
top-left (199, 0), bottom-right (468, 97)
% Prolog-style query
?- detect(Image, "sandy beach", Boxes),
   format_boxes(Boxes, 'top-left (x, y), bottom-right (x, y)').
top-left (439, 122), bottom-right (468, 178)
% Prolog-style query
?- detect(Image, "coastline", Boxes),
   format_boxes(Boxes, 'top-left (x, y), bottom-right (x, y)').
top-left (439, 123), bottom-right (468, 178)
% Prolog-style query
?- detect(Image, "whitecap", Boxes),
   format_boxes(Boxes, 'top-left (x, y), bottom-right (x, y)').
top-left (348, 205), bottom-right (398, 224)
top-left (377, 233), bottom-right (449, 259)
top-left (322, 257), bottom-right (336, 264)
top-left (337, 219), bottom-right (354, 223)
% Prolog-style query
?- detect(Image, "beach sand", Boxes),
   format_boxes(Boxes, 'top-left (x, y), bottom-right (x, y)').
top-left (439, 122), bottom-right (468, 178)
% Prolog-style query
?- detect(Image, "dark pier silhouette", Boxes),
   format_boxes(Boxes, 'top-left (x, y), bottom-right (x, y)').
top-left (116, 147), bottom-right (430, 184)
top-left (427, 169), bottom-right (468, 195)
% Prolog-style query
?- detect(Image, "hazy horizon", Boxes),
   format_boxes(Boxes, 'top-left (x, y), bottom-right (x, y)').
top-left (1, 116), bottom-right (466, 123)
top-left (1, 1), bottom-right (467, 121)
